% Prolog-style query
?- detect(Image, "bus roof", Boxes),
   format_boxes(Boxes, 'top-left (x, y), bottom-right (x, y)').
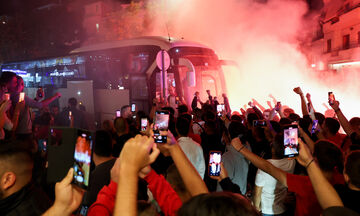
top-left (70, 36), bottom-right (211, 54)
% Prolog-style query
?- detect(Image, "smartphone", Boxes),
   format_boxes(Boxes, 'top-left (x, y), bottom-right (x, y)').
top-left (141, 118), bottom-right (148, 131)
top-left (283, 125), bottom-right (299, 157)
top-left (175, 96), bottom-right (180, 105)
top-left (275, 102), bottom-right (281, 111)
top-left (217, 104), bottom-right (225, 116)
top-left (19, 92), bottom-right (25, 102)
top-left (311, 120), bottom-right (319, 135)
top-left (131, 103), bottom-right (136, 112)
top-left (209, 151), bottom-right (222, 176)
top-left (3, 93), bottom-right (10, 101)
top-left (69, 111), bottom-right (72, 120)
top-left (328, 92), bottom-right (335, 105)
top-left (72, 131), bottom-right (93, 189)
top-left (38, 139), bottom-right (47, 152)
top-left (253, 120), bottom-right (266, 127)
top-left (153, 110), bottom-right (170, 143)
top-left (116, 110), bottom-right (121, 117)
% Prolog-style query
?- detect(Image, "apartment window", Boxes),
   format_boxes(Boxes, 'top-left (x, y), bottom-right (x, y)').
top-left (327, 39), bottom-right (332, 52)
top-left (343, 34), bottom-right (350, 49)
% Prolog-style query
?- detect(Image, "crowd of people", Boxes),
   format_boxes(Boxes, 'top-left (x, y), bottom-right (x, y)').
top-left (0, 70), bottom-right (359, 216)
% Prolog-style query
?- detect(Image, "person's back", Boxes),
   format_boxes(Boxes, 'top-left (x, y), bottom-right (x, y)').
top-left (0, 140), bottom-right (51, 216)
top-left (176, 117), bottom-right (205, 179)
top-left (112, 117), bottom-right (132, 157)
top-left (83, 130), bottom-right (116, 207)
top-left (334, 150), bottom-right (360, 212)
top-left (217, 121), bottom-right (250, 194)
top-left (254, 135), bottom-right (295, 215)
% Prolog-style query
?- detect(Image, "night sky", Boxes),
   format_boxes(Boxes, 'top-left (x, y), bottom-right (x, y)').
top-left (0, 0), bottom-right (324, 16)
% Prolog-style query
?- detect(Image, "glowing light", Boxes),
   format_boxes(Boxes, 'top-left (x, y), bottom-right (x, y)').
top-left (77, 91), bottom-right (81, 95)
top-left (311, 64), bottom-right (316, 68)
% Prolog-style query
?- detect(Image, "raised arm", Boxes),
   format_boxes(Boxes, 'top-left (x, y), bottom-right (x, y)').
top-left (163, 131), bottom-right (209, 196)
top-left (296, 139), bottom-right (343, 209)
top-left (113, 135), bottom-right (160, 216)
top-left (252, 98), bottom-right (266, 112)
top-left (231, 137), bottom-right (288, 187)
top-left (40, 93), bottom-right (62, 107)
top-left (293, 87), bottom-right (309, 116)
top-left (330, 100), bottom-right (354, 136)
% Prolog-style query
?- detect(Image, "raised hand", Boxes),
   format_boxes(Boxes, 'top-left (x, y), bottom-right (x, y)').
top-left (293, 87), bottom-right (303, 95)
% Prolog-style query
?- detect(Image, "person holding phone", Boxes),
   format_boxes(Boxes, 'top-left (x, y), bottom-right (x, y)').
top-left (231, 137), bottom-right (344, 216)
top-left (4, 74), bottom-right (61, 137)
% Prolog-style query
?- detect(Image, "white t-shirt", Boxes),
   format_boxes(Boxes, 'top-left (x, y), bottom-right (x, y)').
top-left (177, 136), bottom-right (205, 179)
top-left (255, 158), bottom-right (296, 214)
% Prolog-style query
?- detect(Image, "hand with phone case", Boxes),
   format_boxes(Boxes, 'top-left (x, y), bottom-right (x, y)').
top-left (43, 168), bottom-right (84, 216)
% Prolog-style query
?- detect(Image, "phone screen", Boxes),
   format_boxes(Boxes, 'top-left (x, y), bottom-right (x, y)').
top-left (311, 120), bottom-right (319, 135)
top-left (153, 111), bottom-right (169, 143)
top-left (253, 120), bottom-right (266, 127)
top-left (131, 103), bottom-right (136, 112)
top-left (217, 104), bottom-right (225, 116)
top-left (19, 92), bottom-right (25, 102)
top-left (72, 131), bottom-right (92, 189)
top-left (283, 125), bottom-right (299, 157)
top-left (116, 110), bottom-right (121, 117)
top-left (38, 139), bottom-right (47, 152)
top-left (328, 92), bottom-right (335, 105)
top-left (209, 151), bottom-right (221, 176)
top-left (141, 118), bottom-right (148, 131)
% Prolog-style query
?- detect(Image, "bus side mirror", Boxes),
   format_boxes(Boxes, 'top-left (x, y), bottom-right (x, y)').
top-left (179, 58), bottom-right (196, 87)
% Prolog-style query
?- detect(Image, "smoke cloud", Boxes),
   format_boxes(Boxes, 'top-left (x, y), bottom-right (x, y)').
top-left (144, 0), bottom-right (359, 118)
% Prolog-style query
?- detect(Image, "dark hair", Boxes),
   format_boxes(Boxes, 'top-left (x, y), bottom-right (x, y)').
top-left (272, 133), bottom-right (285, 159)
top-left (204, 119), bottom-right (218, 135)
top-left (177, 105), bottom-right (188, 115)
top-left (344, 150), bottom-right (360, 188)
top-left (68, 97), bottom-right (77, 107)
top-left (94, 130), bottom-right (113, 157)
top-left (269, 121), bottom-right (281, 133)
top-left (313, 140), bottom-right (343, 173)
top-left (114, 117), bottom-right (128, 134)
top-left (228, 121), bottom-right (247, 140)
top-left (230, 114), bottom-right (243, 122)
top-left (349, 117), bottom-right (360, 129)
top-left (121, 105), bottom-right (130, 113)
top-left (180, 113), bottom-right (192, 123)
top-left (0, 139), bottom-right (33, 175)
top-left (202, 110), bottom-right (216, 122)
top-left (315, 112), bottom-right (325, 125)
top-left (137, 200), bottom-right (157, 216)
top-left (177, 192), bottom-right (260, 216)
top-left (288, 113), bottom-right (300, 122)
top-left (247, 113), bottom-right (259, 127)
top-left (162, 107), bottom-right (175, 116)
top-left (279, 118), bottom-right (292, 127)
top-left (298, 117), bottom-right (312, 132)
top-left (0, 72), bottom-right (17, 84)
top-left (324, 118), bottom-right (340, 135)
top-left (176, 117), bottom-right (190, 137)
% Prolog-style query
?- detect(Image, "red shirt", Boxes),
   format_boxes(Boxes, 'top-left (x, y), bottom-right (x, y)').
top-left (287, 173), bottom-right (345, 216)
top-left (87, 181), bottom-right (117, 216)
top-left (327, 133), bottom-right (347, 149)
top-left (144, 169), bottom-right (182, 216)
top-left (188, 133), bottom-right (201, 144)
top-left (87, 170), bottom-right (182, 216)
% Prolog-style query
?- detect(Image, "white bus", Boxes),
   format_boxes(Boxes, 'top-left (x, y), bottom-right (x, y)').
top-left (1, 36), bottom-right (229, 123)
